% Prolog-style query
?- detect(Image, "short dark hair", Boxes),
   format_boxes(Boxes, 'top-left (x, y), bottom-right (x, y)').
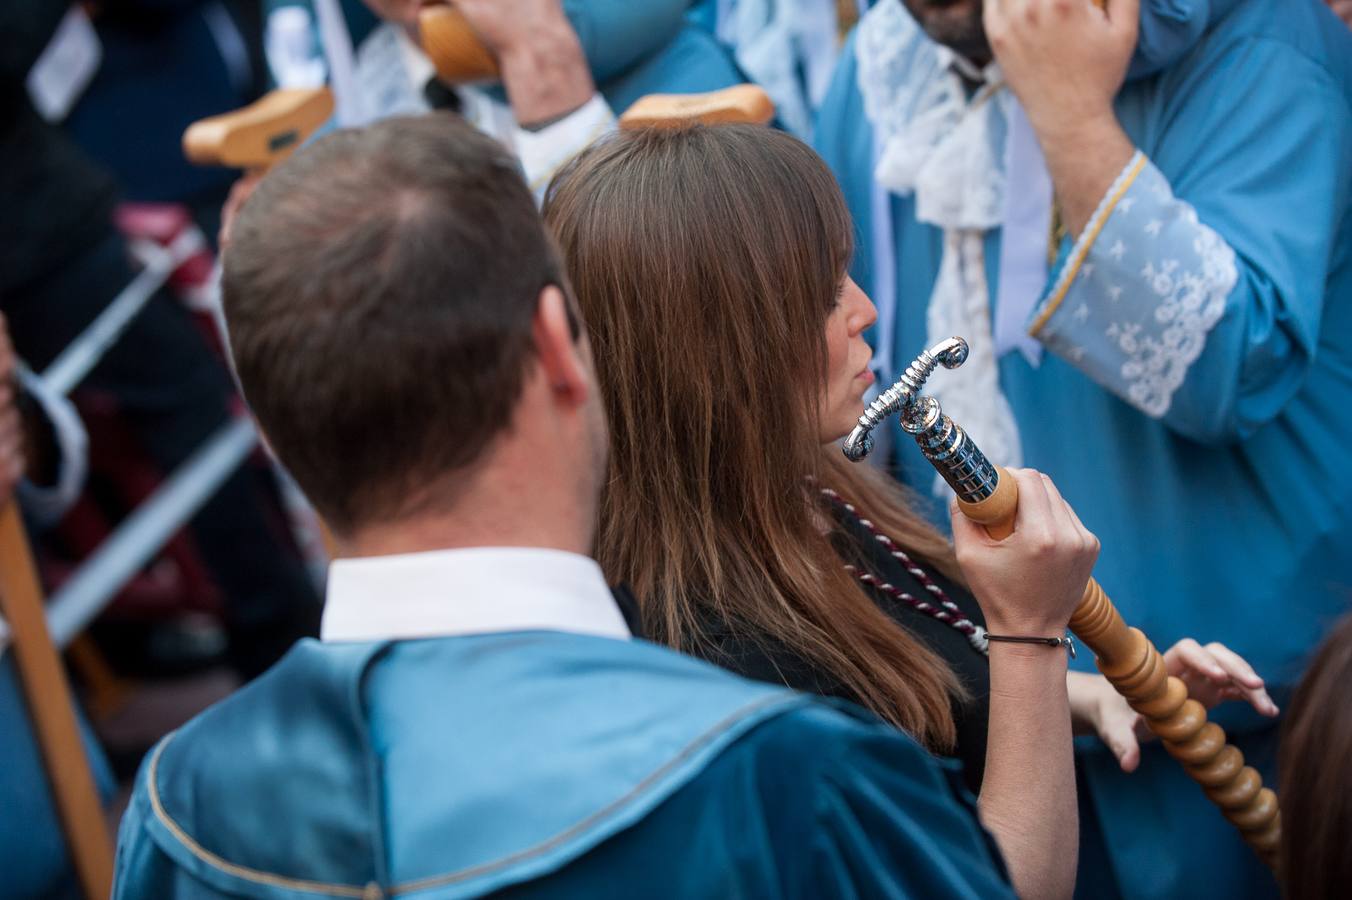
top-left (223, 114), bottom-right (564, 533)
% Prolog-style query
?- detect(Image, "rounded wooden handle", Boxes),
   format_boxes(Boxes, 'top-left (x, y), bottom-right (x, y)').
top-left (419, 5), bottom-right (499, 84)
top-left (1071, 581), bottom-right (1281, 865)
top-left (618, 85), bottom-right (776, 130)
top-left (183, 87), bottom-right (334, 170)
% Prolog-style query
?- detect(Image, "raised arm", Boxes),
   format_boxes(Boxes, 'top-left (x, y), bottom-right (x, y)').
top-left (950, 468), bottom-right (1100, 900)
top-left (993, 0), bottom-right (1352, 443)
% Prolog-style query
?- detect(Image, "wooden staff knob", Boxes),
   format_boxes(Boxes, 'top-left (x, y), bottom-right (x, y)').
top-left (183, 87), bottom-right (334, 170)
top-left (619, 85), bottom-right (776, 130)
top-left (419, 5), bottom-right (499, 84)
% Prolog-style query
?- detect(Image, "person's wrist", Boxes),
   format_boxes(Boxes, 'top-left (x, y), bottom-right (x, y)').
top-left (987, 639), bottom-right (1073, 673)
top-left (492, 11), bottom-right (578, 65)
top-left (983, 607), bottom-right (1073, 637)
top-left (1023, 96), bottom-right (1119, 149)
top-left (497, 21), bottom-right (595, 127)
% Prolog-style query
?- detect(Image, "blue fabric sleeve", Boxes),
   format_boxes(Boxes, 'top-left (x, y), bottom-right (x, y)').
top-left (1029, 37), bottom-right (1352, 445)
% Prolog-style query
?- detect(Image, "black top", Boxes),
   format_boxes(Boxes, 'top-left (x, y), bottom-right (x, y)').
top-left (684, 506), bottom-right (991, 795)
top-left (1, 1), bottom-right (119, 295)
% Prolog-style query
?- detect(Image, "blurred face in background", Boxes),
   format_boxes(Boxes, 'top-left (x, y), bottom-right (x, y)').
top-left (900, 0), bottom-right (991, 63)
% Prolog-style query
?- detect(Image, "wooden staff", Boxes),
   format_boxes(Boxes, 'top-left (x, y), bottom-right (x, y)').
top-left (961, 471), bottom-right (1281, 868)
top-left (418, 5), bottom-right (499, 84)
top-left (844, 337), bottom-right (1281, 868)
top-left (0, 500), bottom-right (114, 899)
top-left (183, 87), bottom-right (334, 170)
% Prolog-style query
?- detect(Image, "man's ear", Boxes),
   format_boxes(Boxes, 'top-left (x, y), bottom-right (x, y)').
top-left (532, 285), bottom-right (590, 407)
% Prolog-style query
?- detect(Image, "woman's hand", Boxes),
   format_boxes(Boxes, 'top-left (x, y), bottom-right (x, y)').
top-left (1071, 640), bottom-right (1279, 772)
top-left (951, 468), bottom-right (1099, 635)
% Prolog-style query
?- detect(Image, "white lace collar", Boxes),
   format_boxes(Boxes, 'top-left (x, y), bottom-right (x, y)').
top-left (855, 0), bottom-right (1008, 231)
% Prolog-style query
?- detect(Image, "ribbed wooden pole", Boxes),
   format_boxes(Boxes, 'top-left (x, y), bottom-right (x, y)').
top-left (959, 468), bottom-right (1281, 869)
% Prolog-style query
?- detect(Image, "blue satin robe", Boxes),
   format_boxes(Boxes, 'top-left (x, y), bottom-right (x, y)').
top-left (114, 634), bottom-right (1013, 898)
top-left (815, 1), bottom-right (1352, 896)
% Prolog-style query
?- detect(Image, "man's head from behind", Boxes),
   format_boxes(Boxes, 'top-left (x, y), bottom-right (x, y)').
top-left (899, 0), bottom-right (990, 64)
top-left (223, 115), bottom-right (605, 545)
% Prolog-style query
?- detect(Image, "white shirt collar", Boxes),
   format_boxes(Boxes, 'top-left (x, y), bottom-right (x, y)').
top-left (321, 546), bottom-right (630, 643)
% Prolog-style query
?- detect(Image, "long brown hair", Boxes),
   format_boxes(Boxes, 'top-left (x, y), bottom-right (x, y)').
top-left (545, 125), bottom-right (963, 748)
top-left (1279, 613), bottom-right (1352, 898)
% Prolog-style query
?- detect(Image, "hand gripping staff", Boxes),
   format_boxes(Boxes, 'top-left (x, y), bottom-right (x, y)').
top-left (843, 337), bottom-right (1281, 868)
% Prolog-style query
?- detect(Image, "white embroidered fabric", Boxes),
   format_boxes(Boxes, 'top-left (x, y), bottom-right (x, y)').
top-left (1034, 156), bottom-right (1238, 418)
top-left (717, 0), bottom-right (842, 138)
top-left (856, 2), bottom-right (1006, 230)
top-left (928, 232), bottom-right (1025, 473)
top-left (855, 1), bottom-right (1023, 488)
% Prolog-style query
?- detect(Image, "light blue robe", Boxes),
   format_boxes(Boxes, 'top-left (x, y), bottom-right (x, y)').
top-left (0, 658), bottom-right (115, 898)
top-left (815, 0), bottom-right (1352, 896)
top-left (265, 0), bottom-right (743, 112)
top-left (113, 633), bottom-right (1013, 898)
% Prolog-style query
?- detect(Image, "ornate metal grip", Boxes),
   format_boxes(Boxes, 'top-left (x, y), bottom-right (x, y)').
top-left (842, 337), bottom-right (998, 504)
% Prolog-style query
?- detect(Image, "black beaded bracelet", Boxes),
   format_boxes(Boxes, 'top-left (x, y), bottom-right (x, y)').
top-left (983, 633), bottom-right (1077, 659)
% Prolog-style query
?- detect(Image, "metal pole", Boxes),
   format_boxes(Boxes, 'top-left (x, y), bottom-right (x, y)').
top-left (0, 417), bottom-right (257, 652)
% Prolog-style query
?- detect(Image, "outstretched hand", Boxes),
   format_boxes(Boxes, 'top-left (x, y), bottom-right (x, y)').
top-left (1076, 640), bottom-right (1278, 772)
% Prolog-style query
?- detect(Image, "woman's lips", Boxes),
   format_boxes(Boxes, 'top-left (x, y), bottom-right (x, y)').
top-left (856, 367), bottom-right (876, 386)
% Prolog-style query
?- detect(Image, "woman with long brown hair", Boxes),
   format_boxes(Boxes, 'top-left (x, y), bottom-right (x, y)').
top-left (544, 124), bottom-right (1276, 897)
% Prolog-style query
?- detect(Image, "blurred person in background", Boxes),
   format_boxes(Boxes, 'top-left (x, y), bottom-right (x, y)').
top-left (2, 0), bottom-right (322, 683)
top-left (0, 313), bottom-right (116, 899)
top-left (686, 0), bottom-right (852, 137)
top-left (272, 0), bottom-right (745, 192)
top-left (62, 0), bottom-right (268, 241)
top-left (814, 0), bottom-right (1352, 895)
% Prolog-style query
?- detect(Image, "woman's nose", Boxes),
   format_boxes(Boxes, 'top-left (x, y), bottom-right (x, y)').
top-left (845, 278), bottom-right (878, 334)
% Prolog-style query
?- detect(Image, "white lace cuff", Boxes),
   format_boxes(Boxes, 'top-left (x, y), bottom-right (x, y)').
top-left (512, 93), bottom-right (616, 200)
top-left (1027, 152), bottom-right (1238, 418)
